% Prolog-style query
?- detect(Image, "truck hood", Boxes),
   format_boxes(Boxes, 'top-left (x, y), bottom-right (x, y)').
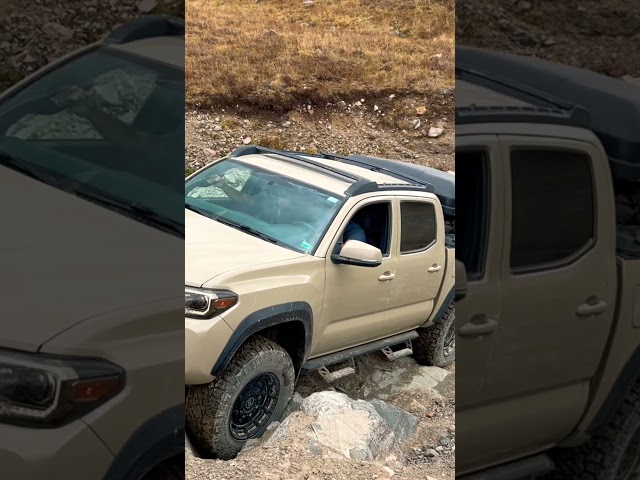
top-left (0, 167), bottom-right (182, 352)
top-left (185, 209), bottom-right (306, 286)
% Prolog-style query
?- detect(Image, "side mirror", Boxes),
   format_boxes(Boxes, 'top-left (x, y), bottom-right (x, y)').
top-left (331, 240), bottom-right (383, 267)
top-left (455, 259), bottom-right (468, 301)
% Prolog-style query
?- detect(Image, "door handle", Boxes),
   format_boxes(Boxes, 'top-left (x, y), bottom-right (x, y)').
top-left (458, 314), bottom-right (499, 338)
top-left (428, 264), bottom-right (442, 273)
top-left (576, 297), bottom-right (607, 317)
top-left (378, 271), bottom-right (396, 282)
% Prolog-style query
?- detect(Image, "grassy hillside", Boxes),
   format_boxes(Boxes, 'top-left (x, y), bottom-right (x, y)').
top-left (186, 0), bottom-right (454, 110)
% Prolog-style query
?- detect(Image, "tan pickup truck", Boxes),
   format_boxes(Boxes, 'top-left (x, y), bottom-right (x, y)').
top-left (184, 146), bottom-right (456, 459)
top-left (455, 46), bottom-right (640, 480)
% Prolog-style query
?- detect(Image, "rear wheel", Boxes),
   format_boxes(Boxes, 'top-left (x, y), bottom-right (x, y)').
top-left (185, 336), bottom-right (295, 460)
top-left (547, 382), bottom-right (640, 480)
top-left (413, 302), bottom-right (455, 367)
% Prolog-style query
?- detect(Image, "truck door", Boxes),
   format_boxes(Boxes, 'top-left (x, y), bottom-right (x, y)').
top-left (473, 133), bottom-right (618, 466)
top-left (454, 133), bottom-right (505, 475)
top-left (385, 194), bottom-right (446, 334)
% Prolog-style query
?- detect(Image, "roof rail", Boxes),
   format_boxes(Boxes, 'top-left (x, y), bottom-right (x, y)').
top-left (313, 152), bottom-right (436, 192)
top-left (456, 105), bottom-right (591, 128)
top-left (229, 145), bottom-right (367, 183)
top-left (345, 181), bottom-right (430, 197)
top-left (456, 65), bottom-right (575, 110)
top-left (104, 14), bottom-right (185, 45)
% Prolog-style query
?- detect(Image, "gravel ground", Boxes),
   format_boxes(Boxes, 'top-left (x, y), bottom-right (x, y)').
top-left (185, 94), bottom-right (454, 175)
top-left (0, 0), bottom-right (183, 91)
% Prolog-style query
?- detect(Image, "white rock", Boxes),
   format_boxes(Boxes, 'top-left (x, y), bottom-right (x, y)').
top-left (428, 127), bottom-right (444, 137)
top-left (243, 137), bottom-right (252, 144)
top-left (42, 22), bottom-right (73, 40)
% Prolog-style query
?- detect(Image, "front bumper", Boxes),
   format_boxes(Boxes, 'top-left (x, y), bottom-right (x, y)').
top-left (185, 315), bottom-right (234, 385)
top-left (0, 419), bottom-right (113, 479)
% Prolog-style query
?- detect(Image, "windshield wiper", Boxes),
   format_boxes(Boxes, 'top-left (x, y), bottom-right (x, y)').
top-left (212, 216), bottom-right (279, 244)
top-left (0, 150), bottom-right (62, 186)
top-left (185, 203), bottom-right (212, 218)
top-left (73, 188), bottom-right (184, 236)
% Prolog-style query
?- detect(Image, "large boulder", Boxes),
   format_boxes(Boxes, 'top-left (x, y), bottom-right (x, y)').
top-left (261, 391), bottom-right (417, 467)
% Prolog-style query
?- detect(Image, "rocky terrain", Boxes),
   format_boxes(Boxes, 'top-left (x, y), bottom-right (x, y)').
top-left (0, 0), bottom-right (184, 92)
top-left (187, 354), bottom-right (455, 480)
top-left (456, 0), bottom-right (640, 78)
top-left (185, 96), bottom-right (454, 175)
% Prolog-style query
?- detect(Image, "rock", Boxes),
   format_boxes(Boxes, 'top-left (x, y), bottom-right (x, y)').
top-left (243, 136), bottom-right (252, 144)
top-left (516, 0), bottom-right (532, 11)
top-left (393, 366), bottom-right (450, 393)
top-left (354, 101), bottom-right (362, 107)
top-left (426, 448), bottom-right (439, 457)
top-left (269, 391), bottom-right (402, 463)
top-left (42, 22), bottom-right (73, 40)
top-left (389, 94), bottom-right (396, 100)
top-left (282, 392), bottom-right (304, 420)
top-left (137, 0), bottom-right (157, 13)
top-left (413, 119), bottom-right (421, 129)
top-left (513, 29), bottom-right (537, 47)
top-left (282, 121), bottom-right (292, 127)
top-left (427, 127), bottom-right (444, 137)
top-left (303, 0), bottom-right (314, 6)
top-left (213, 125), bottom-right (222, 131)
top-left (416, 106), bottom-right (427, 115)
top-left (374, 105), bottom-right (379, 111)
top-left (369, 399), bottom-right (419, 443)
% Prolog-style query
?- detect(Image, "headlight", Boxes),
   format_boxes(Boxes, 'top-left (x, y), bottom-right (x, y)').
top-left (185, 287), bottom-right (238, 319)
top-left (0, 350), bottom-right (124, 428)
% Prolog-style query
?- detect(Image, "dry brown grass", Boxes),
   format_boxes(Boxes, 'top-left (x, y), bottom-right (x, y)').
top-left (186, 0), bottom-right (454, 111)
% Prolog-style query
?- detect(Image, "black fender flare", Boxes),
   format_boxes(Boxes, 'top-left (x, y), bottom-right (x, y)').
top-left (587, 345), bottom-right (640, 435)
top-left (211, 302), bottom-right (313, 377)
top-left (104, 404), bottom-right (184, 480)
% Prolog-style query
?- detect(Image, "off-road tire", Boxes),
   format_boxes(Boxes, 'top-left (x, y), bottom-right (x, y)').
top-left (413, 302), bottom-right (455, 367)
top-left (546, 382), bottom-right (640, 480)
top-left (185, 336), bottom-right (295, 460)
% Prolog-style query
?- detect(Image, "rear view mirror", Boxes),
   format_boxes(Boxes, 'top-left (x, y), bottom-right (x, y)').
top-left (455, 259), bottom-right (468, 301)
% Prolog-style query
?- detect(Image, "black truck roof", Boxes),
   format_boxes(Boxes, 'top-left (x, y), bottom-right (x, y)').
top-left (345, 154), bottom-right (455, 217)
top-left (456, 46), bottom-right (640, 182)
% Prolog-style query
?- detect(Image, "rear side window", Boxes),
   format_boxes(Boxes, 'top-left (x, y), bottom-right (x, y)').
top-left (400, 201), bottom-right (436, 253)
top-left (510, 149), bottom-right (595, 272)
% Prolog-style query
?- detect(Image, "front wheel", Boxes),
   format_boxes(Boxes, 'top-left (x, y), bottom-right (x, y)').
top-left (413, 302), bottom-right (455, 367)
top-left (185, 336), bottom-right (295, 460)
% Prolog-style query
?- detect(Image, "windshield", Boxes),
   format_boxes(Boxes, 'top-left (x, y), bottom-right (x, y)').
top-left (0, 46), bottom-right (184, 233)
top-left (185, 159), bottom-right (344, 253)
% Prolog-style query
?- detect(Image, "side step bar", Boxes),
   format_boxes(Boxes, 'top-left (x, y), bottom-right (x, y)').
top-left (457, 454), bottom-right (555, 480)
top-left (302, 330), bottom-right (419, 372)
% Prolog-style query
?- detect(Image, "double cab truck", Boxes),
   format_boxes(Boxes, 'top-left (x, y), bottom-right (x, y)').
top-left (184, 145), bottom-right (456, 459)
top-left (455, 45), bottom-right (640, 480)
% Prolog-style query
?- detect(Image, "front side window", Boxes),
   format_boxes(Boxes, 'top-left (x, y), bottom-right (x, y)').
top-left (456, 149), bottom-right (490, 280)
top-left (185, 159), bottom-right (344, 253)
top-left (510, 149), bottom-right (595, 272)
